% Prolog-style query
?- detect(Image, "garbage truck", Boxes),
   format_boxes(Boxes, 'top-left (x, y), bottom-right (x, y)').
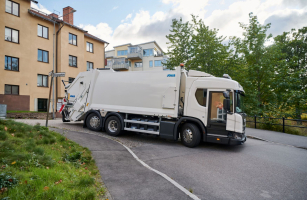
top-left (60, 66), bottom-right (246, 148)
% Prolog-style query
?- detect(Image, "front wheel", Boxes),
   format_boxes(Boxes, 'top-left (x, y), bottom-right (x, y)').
top-left (180, 123), bottom-right (201, 148)
top-left (105, 116), bottom-right (122, 136)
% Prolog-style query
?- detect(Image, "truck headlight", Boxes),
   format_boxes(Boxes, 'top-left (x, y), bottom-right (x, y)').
top-left (233, 133), bottom-right (242, 140)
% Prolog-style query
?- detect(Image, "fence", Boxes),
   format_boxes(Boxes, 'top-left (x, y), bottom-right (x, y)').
top-left (246, 116), bottom-right (307, 133)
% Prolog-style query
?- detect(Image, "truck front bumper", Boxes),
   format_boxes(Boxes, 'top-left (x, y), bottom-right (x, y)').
top-left (206, 134), bottom-right (246, 145)
top-left (229, 135), bottom-right (246, 145)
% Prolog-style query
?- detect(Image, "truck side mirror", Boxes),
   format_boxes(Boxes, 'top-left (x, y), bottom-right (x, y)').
top-left (223, 99), bottom-right (230, 112)
top-left (223, 91), bottom-right (229, 98)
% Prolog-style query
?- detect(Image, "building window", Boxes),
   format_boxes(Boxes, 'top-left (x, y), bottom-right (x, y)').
top-left (5, 27), bottom-right (19, 43)
top-left (5, 84), bottom-right (19, 95)
top-left (143, 49), bottom-right (153, 57)
top-left (195, 89), bottom-right (207, 107)
top-left (154, 60), bottom-right (162, 67)
top-left (69, 33), bottom-right (77, 45)
top-left (5, 0), bottom-right (19, 16)
top-left (37, 25), bottom-right (48, 39)
top-left (134, 62), bottom-right (142, 68)
top-left (5, 56), bottom-right (19, 71)
top-left (87, 42), bottom-right (93, 53)
top-left (149, 60), bottom-right (153, 67)
top-left (87, 61), bottom-right (93, 71)
top-left (38, 99), bottom-right (48, 112)
top-left (38, 49), bottom-right (49, 63)
top-left (37, 74), bottom-right (48, 87)
top-left (69, 77), bottom-right (75, 83)
top-left (69, 55), bottom-right (77, 67)
top-left (117, 50), bottom-right (128, 56)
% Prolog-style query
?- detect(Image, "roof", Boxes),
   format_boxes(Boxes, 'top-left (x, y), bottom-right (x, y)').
top-left (26, 0), bottom-right (38, 3)
top-left (135, 41), bottom-right (163, 52)
top-left (28, 8), bottom-right (108, 44)
top-left (113, 43), bottom-right (132, 48)
top-left (84, 33), bottom-right (108, 44)
top-left (110, 41), bottom-right (163, 52)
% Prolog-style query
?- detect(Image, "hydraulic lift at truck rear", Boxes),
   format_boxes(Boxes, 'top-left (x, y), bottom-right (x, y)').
top-left (60, 65), bottom-right (246, 148)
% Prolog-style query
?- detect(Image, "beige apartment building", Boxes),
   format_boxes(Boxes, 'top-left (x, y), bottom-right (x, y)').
top-left (105, 41), bottom-right (167, 71)
top-left (0, 0), bottom-right (108, 112)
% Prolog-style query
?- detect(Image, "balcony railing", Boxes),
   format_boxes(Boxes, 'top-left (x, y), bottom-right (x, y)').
top-left (155, 51), bottom-right (164, 57)
top-left (127, 46), bottom-right (142, 60)
top-left (112, 63), bottom-right (129, 70)
top-left (107, 58), bottom-right (130, 70)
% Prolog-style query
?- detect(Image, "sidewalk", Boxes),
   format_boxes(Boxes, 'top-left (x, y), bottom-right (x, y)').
top-left (246, 128), bottom-right (307, 149)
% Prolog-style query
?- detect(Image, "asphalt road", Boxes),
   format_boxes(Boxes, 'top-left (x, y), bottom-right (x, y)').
top-left (131, 138), bottom-right (307, 200)
top-left (15, 119), bottom-right (307, 200)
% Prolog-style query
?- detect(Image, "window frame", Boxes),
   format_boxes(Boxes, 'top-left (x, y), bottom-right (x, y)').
top-left (195, 88), bottom-right (208, 107)
top-left (37, 24), bottom-right (49, 39)
top-left (86, 42), bottom-right (93, 53)
top-left (37, 74), bottom-right (49, 87)
top-left (69, 33), bottom-right (77, 46)
top-left (117, 50), bottom-right (128, 56)
top-left (134, 62), bottom-right (143, 68)
top-left (5, 0), bottom-right (20, 17)
top-left (37, 49), bottom-right (49, 63)
top-left (143, 49), bottom-right (153, 57)
top-left (69, 55), bottom-right (78, 67)
top-left (68, 77), bottom-right (75, 83)
top-left (149, 60), bottom-right (153, 67)
top-left (5, 55), bottom-right (19, 72)
top-left (154, 60), bottom-right (162, 67)
top-left (5, 27), bottom-right (19, 44)
top-left (87, 61), bottom-right (94, 71)
top-left (4, 84), bottom-right (19, 95)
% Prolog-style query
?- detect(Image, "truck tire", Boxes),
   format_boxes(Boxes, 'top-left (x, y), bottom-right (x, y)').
top-left (105, 116), bottom-right (122, 136)
top-left (86, 113), bottom-right (101, 131)
top-left (180, 123), bottom-right (201, 148)
top-left (62, 112), bottom-right (70, 123)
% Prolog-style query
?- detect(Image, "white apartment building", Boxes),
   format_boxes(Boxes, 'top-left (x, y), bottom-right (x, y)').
top-left (105, 41), bottom-right (168, 71)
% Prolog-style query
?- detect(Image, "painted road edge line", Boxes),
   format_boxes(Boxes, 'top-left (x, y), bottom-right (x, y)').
top-left (122, 144), bottom-right (201, 200)
top-left (51, 127), bottom-right (201, 200)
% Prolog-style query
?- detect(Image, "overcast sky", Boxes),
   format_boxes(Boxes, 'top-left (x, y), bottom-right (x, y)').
top-left (33, 0), bottom-right (307, 51)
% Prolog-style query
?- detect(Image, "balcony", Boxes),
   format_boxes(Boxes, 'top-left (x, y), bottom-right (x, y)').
top-left (127, 46), bottom-right (142, 60)
top-left (107, 58), bottom-right (130, 70)
top-left (154, 51), bottom-right (164, 57)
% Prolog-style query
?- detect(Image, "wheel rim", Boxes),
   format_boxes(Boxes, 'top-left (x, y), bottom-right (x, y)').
top-left (183, 128), bottom-right (193, 143)
top-left (108, 120), bottom-right (118, 133)
top-left (89, 116), bottom-right (100, 128)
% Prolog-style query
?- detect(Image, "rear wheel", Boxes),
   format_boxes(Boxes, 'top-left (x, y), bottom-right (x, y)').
top-left (105, 116), bottom-right (122, 136)
top-left (180, 123), bottom-right (201, 148)
top-left (86, 113), bottom-right (101, 131)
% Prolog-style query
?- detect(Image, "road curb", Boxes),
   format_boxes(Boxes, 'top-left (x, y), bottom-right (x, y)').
top-left (247, 135), bottom-right (307, 150)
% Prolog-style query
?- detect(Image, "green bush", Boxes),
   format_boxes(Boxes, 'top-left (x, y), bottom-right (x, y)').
top-left (0, 130), bottom-right (7, 141)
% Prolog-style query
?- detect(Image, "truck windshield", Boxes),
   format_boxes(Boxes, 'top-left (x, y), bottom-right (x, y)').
top-left (235, 91), bottom-right (244, 113)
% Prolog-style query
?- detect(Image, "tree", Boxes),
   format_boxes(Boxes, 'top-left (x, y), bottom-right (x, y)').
top-left (165, 16), bottom-right (230, 74)
top-left (189, 15), bottom-right (230, 76)
top-left (230, 13), bottom-right (276, 115)
top-left (164, 18), bottom-right (192, 70)
top-left (274, 27), bottom-right (307, 120)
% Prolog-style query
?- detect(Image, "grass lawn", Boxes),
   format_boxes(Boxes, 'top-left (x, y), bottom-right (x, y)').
top-left (0, 120), bottom-right (107, 199)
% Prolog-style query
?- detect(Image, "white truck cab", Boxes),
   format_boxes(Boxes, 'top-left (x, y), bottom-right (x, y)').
top-left (61, 66), bottom-right (246, 148)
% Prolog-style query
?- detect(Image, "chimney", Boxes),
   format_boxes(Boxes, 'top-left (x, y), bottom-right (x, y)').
top-left (63, 6), bottom-right (74, 24)
top-left (49, 13), bottom-right (58, 19)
